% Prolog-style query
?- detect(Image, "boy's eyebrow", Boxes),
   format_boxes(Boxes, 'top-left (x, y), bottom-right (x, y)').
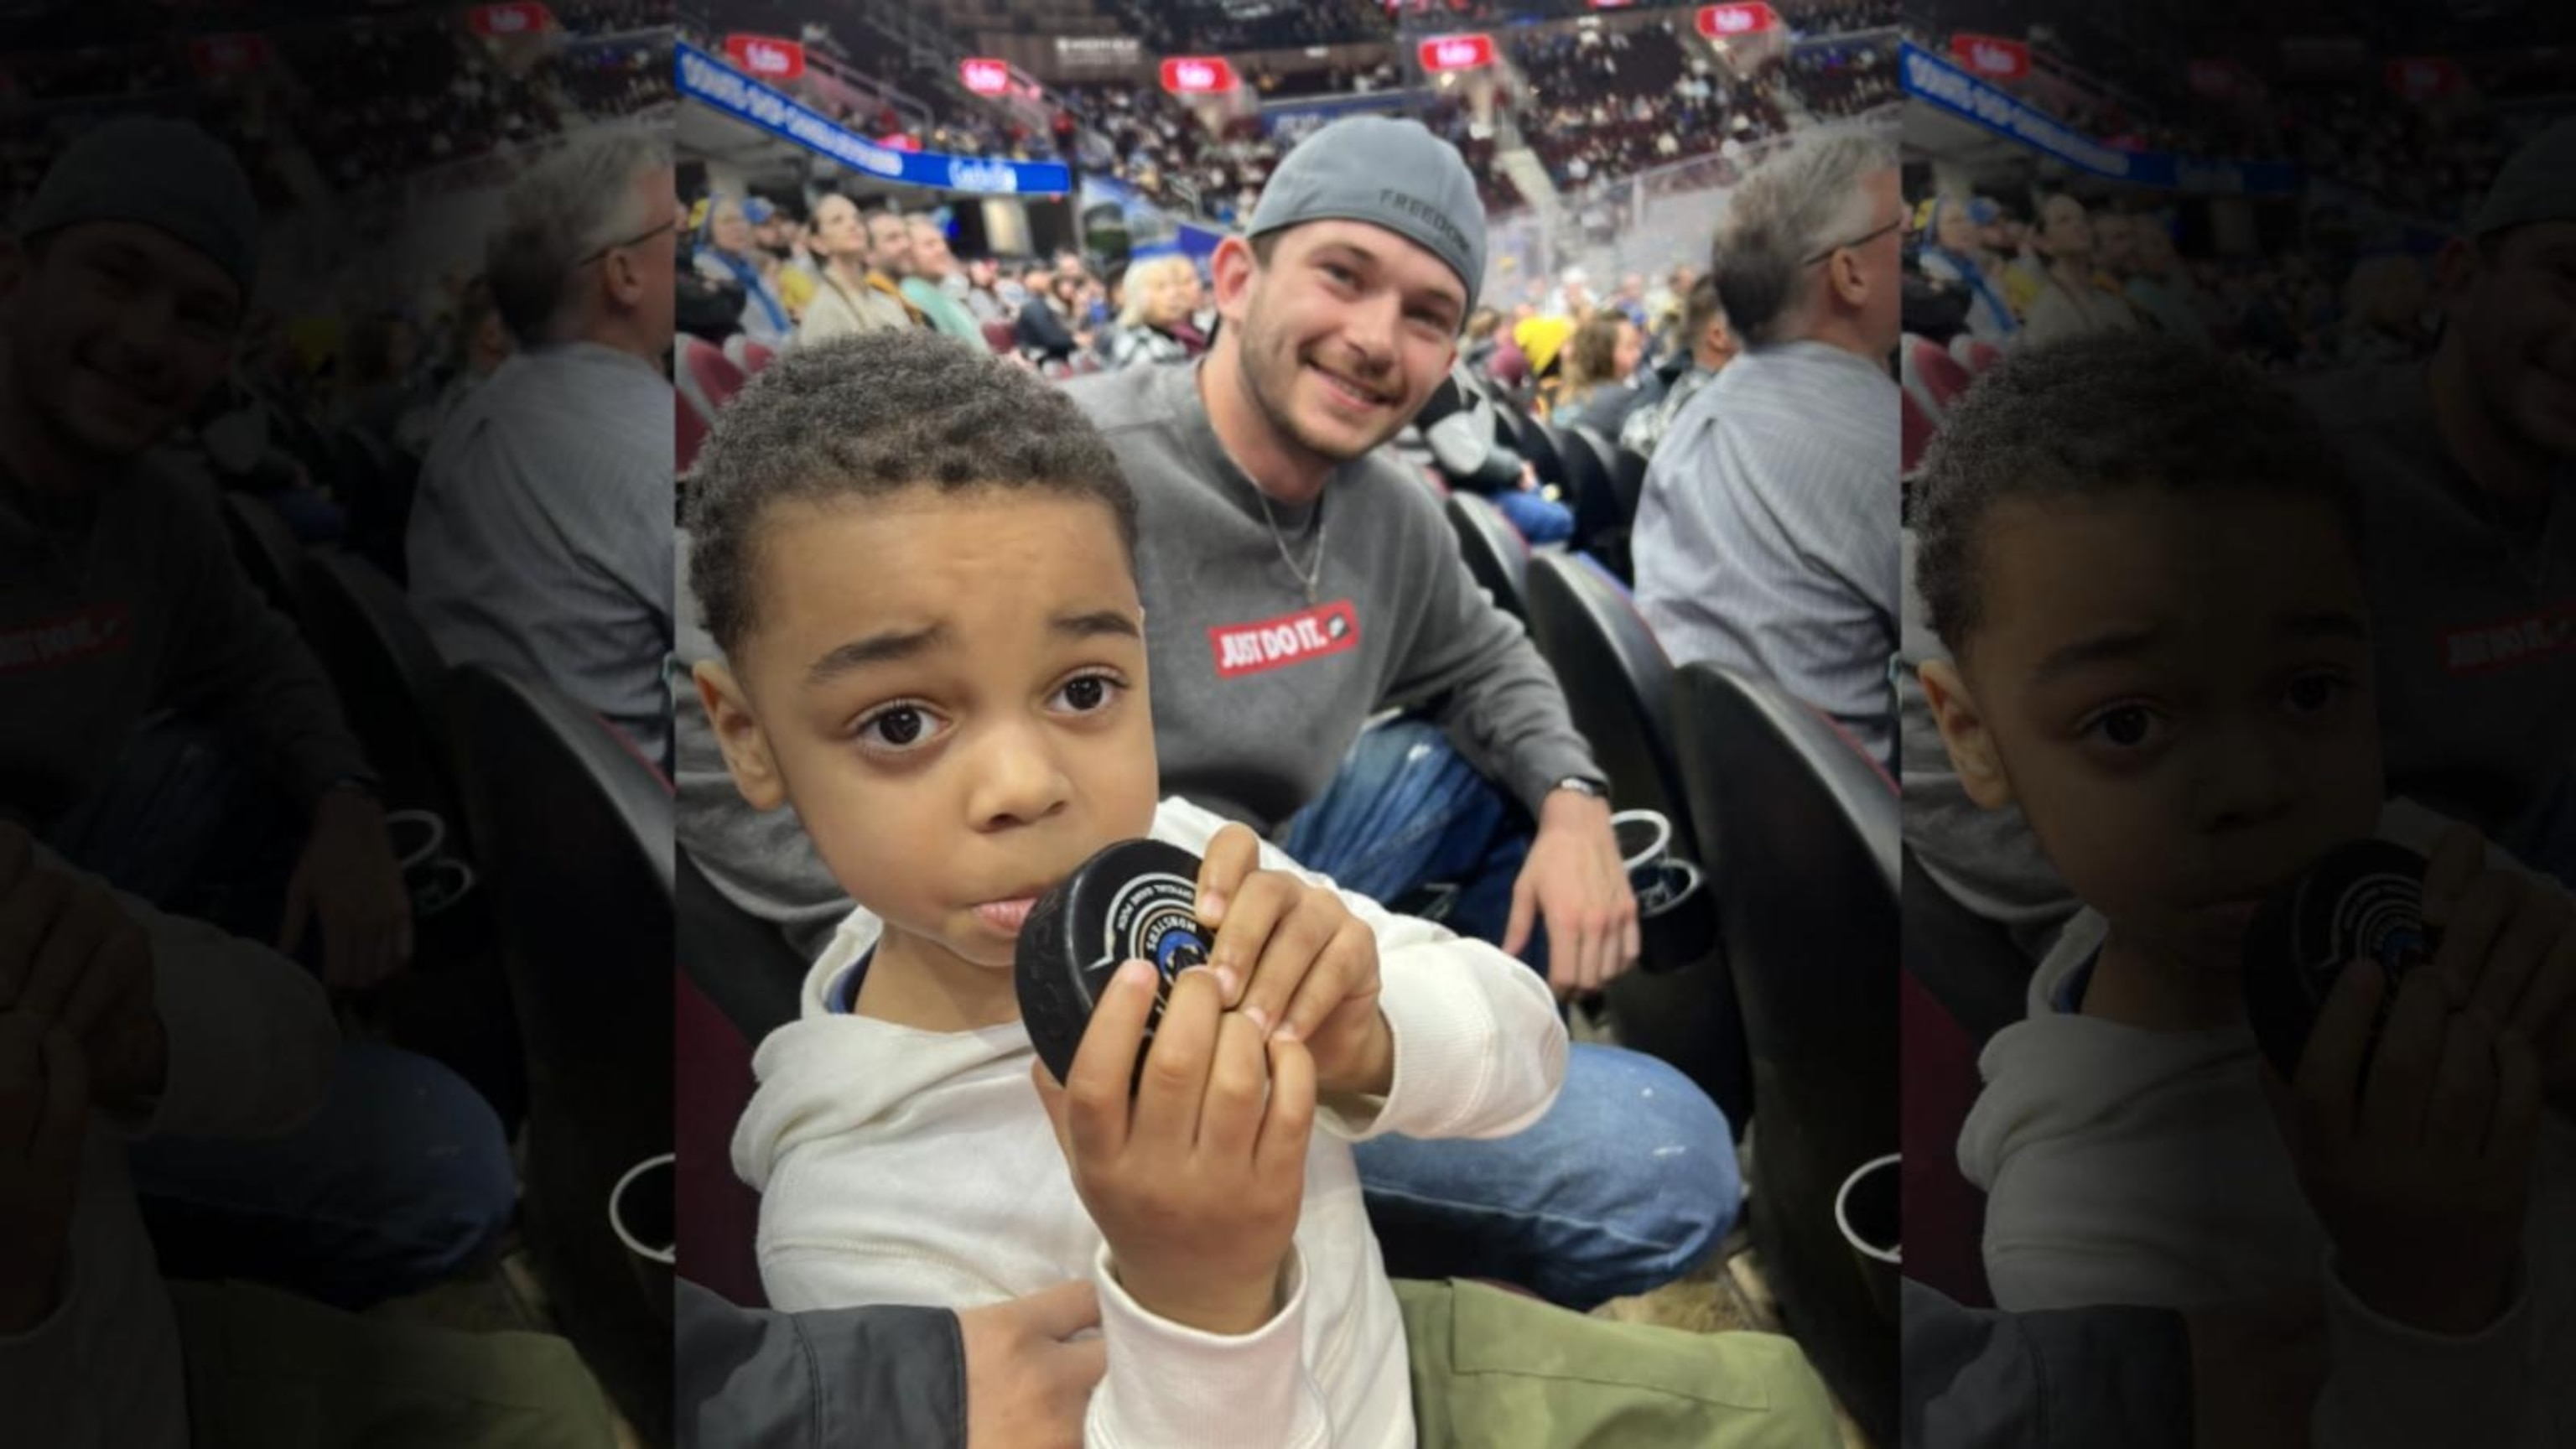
top-left (806, 626), bottom-right (948, 686)
top-left (2030, 626), bottom-right (2162, 686)
top-left (1053, 610), bottom-right (1143, 641)
top-left (2277, 610), bottom-right (2368, 642)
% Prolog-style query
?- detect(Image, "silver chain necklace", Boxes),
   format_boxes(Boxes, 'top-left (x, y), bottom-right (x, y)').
top-left (1254, 486), bottom-right (1327, 605)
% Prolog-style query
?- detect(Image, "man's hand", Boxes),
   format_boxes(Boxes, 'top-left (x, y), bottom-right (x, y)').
top-left (958, 1280), bottom-right (1109, 1449)
top-left (1193, 824), bottom-right (1389, 1098)
top-left (280, 789), bottom-right (413, 990)
top-left (2265, 958), bottom-right (2542, 1335)
top-left (0, 824), bottom-right (165, 1107)
top-left (0, 1013), bottom-right (87, 1334)
top-left (2419, 826), bottom-right (2576, 1106)
top-left (1031, 962), bottom-right (1313, 1337)
top-left (1504, 789), bottom-right (1639, 999)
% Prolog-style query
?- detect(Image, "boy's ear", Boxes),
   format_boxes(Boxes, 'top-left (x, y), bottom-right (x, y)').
top-left (694, 660), bottom-right (787, 812)
top-left (1918, 659), bottom-right (2013, 810)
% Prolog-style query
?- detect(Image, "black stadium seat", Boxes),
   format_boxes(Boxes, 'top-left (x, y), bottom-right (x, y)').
top-left (221, 492), bottom-right (306, 617)
top-left (295, 551), bottom-right (460, 833)
top-left (1522, 554), bottom-right (1753, 1127)
top-left (444, 662), bottom-right (673, 1441)
top-left (1560, 424), bottom-right (1630, 575)
top-left (1608, 440), bottom-right (1650, 531)
top-left (1442, 491), bottom-right (1530, 624)
top-left (1513, 410), bottom-right (1568, 491)
top-left (1670, 661), bottom-right (1898, 1446)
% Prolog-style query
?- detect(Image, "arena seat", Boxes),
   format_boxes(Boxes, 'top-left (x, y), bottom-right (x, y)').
top-left (678, 335), bottom-right (748, 424)
top-left (1545, 423), bottom-right (1625, 579)
top-left (723, 334), bottom-right (776, 375)
top-left (1950, 333), bottom-right (2005, 376)
top-left (445, 662), bottom-right (673, 1439)
top-left (1513, 409), bottom-right (1568, 491)
top-left (296, 551), bottom-right (464, 844)
top-left (1670, 661), bottom-right (1897, 1446)
top-left (677, 389), bottom-right (709, 476)
top-left (1903, 332), bottom-right (1976, 416)
top-left (1607, 441), bottom-right (1650, 532)
top-left (1901, 388), bottom-right (1938, 476)
top-left (1900, 850), bottom-right (2011, 1311)
top-left (980, 319), bottom-right (1019, 356)
top-left (1443, 491), bottom-right (1530, 624)
top-left (675, 848), bottom-right (811, 1311)
top-left (221, 492), bottom-right (308, 618)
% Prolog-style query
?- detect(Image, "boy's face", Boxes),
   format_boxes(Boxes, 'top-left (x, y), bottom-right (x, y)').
top-left (699, 489), bottom-right (1158, 973)
top-left (1923, 490), bottom-right (2383, 969)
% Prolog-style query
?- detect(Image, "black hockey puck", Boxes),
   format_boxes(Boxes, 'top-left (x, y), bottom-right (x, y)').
top-left (1015, 839), bottom-right (1211, 1091)
top-left (2241, 839), bottom-right (2439, 1081)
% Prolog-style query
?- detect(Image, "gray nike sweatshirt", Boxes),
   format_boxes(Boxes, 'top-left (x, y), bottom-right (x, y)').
top-left (0, 454), bottom-right (371, 828)
top-left (1064, 360), bottom-right (1602, 833)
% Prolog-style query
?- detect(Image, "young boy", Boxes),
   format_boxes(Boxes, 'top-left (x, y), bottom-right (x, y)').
top-left (1911, 331), bottom-right (2576, 1446)
top-left (684, 332), bottom-right (1835, 1447)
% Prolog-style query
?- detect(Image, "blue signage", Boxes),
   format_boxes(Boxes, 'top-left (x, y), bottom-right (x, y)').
top-left (676, 42), bottom-right (1073, 196)
top-left (1899, 43), bottom-right (2299, 196)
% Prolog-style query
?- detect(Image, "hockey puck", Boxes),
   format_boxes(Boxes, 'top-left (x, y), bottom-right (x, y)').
top-left (2241, 838), bottom-right (2439, 1081)
top-left (1015, 838), bottom-right (1211, 1091)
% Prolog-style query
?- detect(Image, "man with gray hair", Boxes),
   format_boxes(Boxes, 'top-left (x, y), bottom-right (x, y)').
top-left (1632, 130), bottom-right (1905, 769)
top-left (409, 127), bottom-right (680, 766)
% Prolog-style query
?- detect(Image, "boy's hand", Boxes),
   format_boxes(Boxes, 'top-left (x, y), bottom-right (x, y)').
top-left (0, 825), bottom-right (166, 1109)
top-left (1031, 961), bottom-right (1314, 1337)
top-left (1194, 826), bottom-right (1391, 1099)
top-left (0, 1012), bottom-right (88, 1334)
top-left (2264, 958), bottom-right (2542, 1335)
top-left (2420, 826), bottom-right (2576, 1105)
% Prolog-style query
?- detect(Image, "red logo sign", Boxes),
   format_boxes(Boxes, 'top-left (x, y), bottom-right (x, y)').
top-left (2443, 602), bottom-right (2576, 675)
top-left (724, 34), bottom-right (806, 80)
top-left (0, 605), bottom-right (132, 676)
top-left (1417, 34), bottom-right (1495, 72)
top-left (1208, 601), bottom-right (1361, 679)
top-left (876, 132), bottom-right (920, 153)
top-left (1949, 34), bottom-right (2030, 80)
top-left (960, 58), bottom-right (1012, 96)
top-left (2384, 57), bottom-right (2463, 102)
top-left (1159, 56), bottom-right (1238, 94)
top-left (1695, 3), bottom-right (1777, 39)
top-left (186, 33), bottom-right (272, 76)
top-left (467, 3), bottom-right (554, 37)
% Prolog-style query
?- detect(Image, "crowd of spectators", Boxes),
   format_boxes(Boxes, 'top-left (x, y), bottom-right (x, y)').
top-left (1783, 34), bottom-right (1902, 119)
top-left (1516, 23), bottom-right (1794, 194)
top-left (1109, 0), bottom-right (1394, 54)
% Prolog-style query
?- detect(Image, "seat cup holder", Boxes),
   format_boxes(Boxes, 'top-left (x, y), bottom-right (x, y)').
top-left (1635, 856), bottom-right (1717, 972)
top-left (1835, 1153), bottom-right (1901, 1327)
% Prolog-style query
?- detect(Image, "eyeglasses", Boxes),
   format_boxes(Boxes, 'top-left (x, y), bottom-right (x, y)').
top-left (1800, 216), bottom-right (1904, 267)
top-left (576, 217), bottom-right (679, 267)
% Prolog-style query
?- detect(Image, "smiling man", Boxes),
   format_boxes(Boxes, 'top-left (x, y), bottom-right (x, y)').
top-left (1052, 115), bottom-right (1739, 1310)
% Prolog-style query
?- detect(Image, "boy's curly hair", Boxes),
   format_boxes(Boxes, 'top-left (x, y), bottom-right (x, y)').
top-left (684, 332), bottom-right (1140, 658)
top-left (1914, 330), bottom-right (2361, 659)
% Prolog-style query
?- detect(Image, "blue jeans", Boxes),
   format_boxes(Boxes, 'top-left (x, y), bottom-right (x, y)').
top-left (46, 719), bottom-right (518, 1308)
top-left (1492, 487), bottom-right (1574, 545)
top-left (1286, 720), bottom-right (1741, 1307)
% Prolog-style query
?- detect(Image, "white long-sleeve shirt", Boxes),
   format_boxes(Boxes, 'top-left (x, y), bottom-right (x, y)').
top-left (0, 846), bottom-right (340, 1449)
top-left (733, 797), bottom-right (1569, 1449)
top-left (1960, 798), bottom-right (2575, 1448)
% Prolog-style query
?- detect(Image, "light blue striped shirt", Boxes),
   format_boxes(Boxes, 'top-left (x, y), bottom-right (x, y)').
top-left (409, 341), bottom-right (676, 766)
top-left (1631, 339), bottom-right (1901, 769)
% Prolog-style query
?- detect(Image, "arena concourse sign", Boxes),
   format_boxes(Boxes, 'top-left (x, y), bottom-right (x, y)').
top-left (723, 34), bottom-right (806, 82)
top-left (1417, 34), bottom-right (1495, 74)
top-left (677, 40), bottom-right (1072, 195)
top-left (1696, 3), bottom-right (1778, 39)
top-left (1947, 34), bottom-right (2028, 81)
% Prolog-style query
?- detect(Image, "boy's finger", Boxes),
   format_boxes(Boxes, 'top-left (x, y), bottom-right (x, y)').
top-left (2423, 1011), bottom-right (2498, 1156)
top-left (33, 1026), bottom-right (87, 1177)
top-left (2419, 825), bottom-right (2486, 928)
top-left (2293, 959), bottom-right (2384, 1141)
top-left (2486, 1030), bottom-right (2542, 1169)
top-left (2468, 888), bottom-right (2563, 1026)
top-left (16, 889), bottom-right (108, 1023)
top-left (1242, 898), bottom-right (1341, 1038)
top-left (1198, 1009), bottom-right (1270, 1160)
top-left (1194, 825), bottom-right (1264, 934)
top-left (0, 870), bottom-right (75, 1009)
top-left (1133, 967), bottom-right (1223, 1150)
top-left (2430, 873), bottom-right (2516, 1007)
top-left (1254, 1031), bottom-right (1317, 1180)
top-left (1208, 874), bottom-right (1294, 1019)
top-left (1276, 921), bottom-right (1374, 1046)
top-left (2359, 969), bottom-right (2449, 1145)
top-left (0, 1014), bottom-right (43, 1156)
top-left (1062, 960), bottom-right (1160, 1160)
top-left (0, 824), bottom-right (33, 897)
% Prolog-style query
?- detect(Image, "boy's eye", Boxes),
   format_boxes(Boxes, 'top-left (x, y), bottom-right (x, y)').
top-left (1051, 673), bottom-right (1124, 714)
top-left (2083, 704), bottom-right (2162, 750)
top-left (2284, 673), bottom-right (2350, 714)
top-left (855, 703), bottom-right (946, 753)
